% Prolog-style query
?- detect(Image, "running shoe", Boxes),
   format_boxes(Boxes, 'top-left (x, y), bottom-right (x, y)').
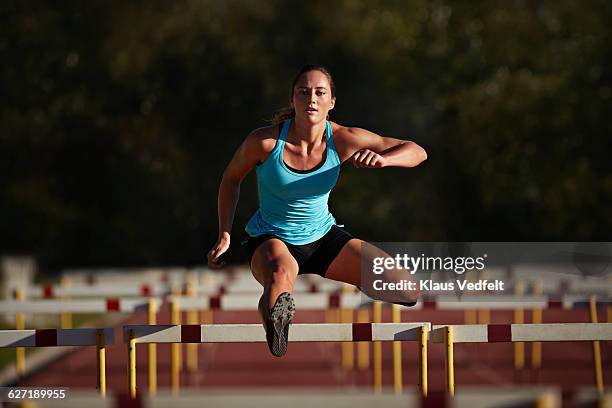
top-left (260, 292), bottom-right (295, 357)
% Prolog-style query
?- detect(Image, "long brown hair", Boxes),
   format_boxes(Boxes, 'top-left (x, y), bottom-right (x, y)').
top-left (270, 65), bottom-right (336, 125)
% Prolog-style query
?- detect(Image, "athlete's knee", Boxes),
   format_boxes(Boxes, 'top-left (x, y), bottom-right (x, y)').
top-left (270, 263), bottom-right (295, 285)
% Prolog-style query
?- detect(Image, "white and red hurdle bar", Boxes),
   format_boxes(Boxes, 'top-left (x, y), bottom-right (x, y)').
top-left (9, 278), bottom-right (344, 299)
top-left (0, 297), bottom-right (163, 314)
top-left (0, 328), bottom-right (114, 397)
top-left (1, 297), bottom-right (162, 381)
top-left (431, 323), bottom-right (612, 396)
top-left (168, 293), bottom-right (610, 311)
top-left (9, 283), bottom-right (168, 299)
top-left (122, 322), bottom-right (431, 399)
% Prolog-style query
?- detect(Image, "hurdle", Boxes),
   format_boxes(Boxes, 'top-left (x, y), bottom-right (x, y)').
top-left (184, 275), bottom-right (199, 375)
top-left (169, 292), bottom-right (382, 387)
top-left (409, 294), bottom-right (611, 374)
top-left (431, 323), bottom-right (612, 395)
top-left (0, 328), bottom-right (114, 397)
top-left (531, 279), bottom-right (543, 370)
top-left (400, 294), bottom-right (611, 311)
top-left (168, 289), bottom-right (366, 373)
top-left (13, 288), bottom-right (26, 379)
top-left (513, 279), bottom-right (526, 370)
top-left (0, 297), bottom-right (163, 315)
top-left (340, 284), bottom-right (356, 371)
top-left (59, 267), bottom-right (190, 286)
top-left (373, 301), bottom-right (383, 394)
top-left (1, 297), bottom-right (161, 378)
top-left (29, 273), bottom-right (343, 298)
top-left (122, 322), bottom-right (431, 398)
top-left (169, 292), bottom-right (364, 312)
top-left (168, 293), bottom-right (610, 312)
top-left (10, 282), bottom-right (169, 299)
top-left (194, 278), bottom-right (344, 295)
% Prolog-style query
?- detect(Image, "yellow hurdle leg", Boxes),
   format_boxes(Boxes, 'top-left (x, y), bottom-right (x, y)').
top-left (60, 313), bottom-right (72, 329)
top-left (15, 288), bottom-right (25, 379)
top-left (96, 329), bottom-right (106, 398)
top-left (392, 304), bottom-right (402, 394)
top-left (419, 325), bottom-right (428, 397)
top-left (357, 309), bottom-right (370, 370)
top-left (513, 279), bottom-right (525, 370)
top-left (171, 298), bottom-right (180, 394)
top-left (463, 309), bottom-right (477, 325)
top-left (187, 310), bottom-right (198, 372)
top-left (477, 309), bottom-right (490, 324)
top-left (513, 308), bottom-right (525, 370)
top-left (589, 295), bottom-right (604, 395)
top-left (171, 345), bottom-right (180, 394)
top-left (201, 309), bottom-right (214, 355)
top-left (531, 309), bottom-right (542, 369)
top-left (186, 277), bottom-right (198, 373)
top-left (128, 329), bottom-right (136, 399)
top-left (148, 299), bottom-right (157, 396)
top-left (477, 269), bottom-right (491, 324)
top-left (445, 326), bottom-right (454, 396)
top-left (341, 284), bottom-right (354, 370)
top-left (341, 308), bottom-right (354, 370)
top-left (60, 277), bottom-right (72, 329)
top-left (201, 310), bottom-right (214, 324)
top-left (373, 301), bottom-right (382, 393)
top-left (531, 280), bottom-right (543, 369)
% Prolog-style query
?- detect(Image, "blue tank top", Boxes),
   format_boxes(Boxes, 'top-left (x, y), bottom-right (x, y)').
top-left (245, 119), bottom-right (341, 245)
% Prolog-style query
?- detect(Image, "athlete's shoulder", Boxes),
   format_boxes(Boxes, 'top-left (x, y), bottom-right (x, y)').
top-left (329, 122), bottom-right (381, 162)
top-left (245, 125), bottom-right (279, 155)
top-left (329, 122), bottom-right (363, 146)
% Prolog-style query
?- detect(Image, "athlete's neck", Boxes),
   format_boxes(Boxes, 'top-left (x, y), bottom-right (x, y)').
top-left (288, 118), bottom-right (326, 150)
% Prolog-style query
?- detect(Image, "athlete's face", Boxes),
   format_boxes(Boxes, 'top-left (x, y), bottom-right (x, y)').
top-left (291, 70), bottom-right (335, 124)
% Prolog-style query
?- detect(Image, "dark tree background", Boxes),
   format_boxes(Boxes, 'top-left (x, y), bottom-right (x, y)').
top-left (1, 0), bottom-right (610, 273)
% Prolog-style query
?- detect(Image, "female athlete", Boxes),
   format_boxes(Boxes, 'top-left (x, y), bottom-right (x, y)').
top-left (207, 65), bottom-right (427, 356)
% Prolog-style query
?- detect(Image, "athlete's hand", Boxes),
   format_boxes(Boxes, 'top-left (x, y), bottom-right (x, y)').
top-left (207, 235), bottom-right (230, 269)
top-left (350, 149), bottom-right (386, 168)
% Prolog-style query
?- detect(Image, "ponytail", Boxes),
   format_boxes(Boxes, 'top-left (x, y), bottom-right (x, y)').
top-left (270, 106), bottom-right (295, 125)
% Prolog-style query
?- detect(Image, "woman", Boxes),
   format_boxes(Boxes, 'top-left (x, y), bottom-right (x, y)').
top-left (207, 65), bottom-right (427, 357)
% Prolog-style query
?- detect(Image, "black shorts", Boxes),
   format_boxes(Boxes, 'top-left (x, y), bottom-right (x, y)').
top-left (243, 225), bottom-right (354, 277)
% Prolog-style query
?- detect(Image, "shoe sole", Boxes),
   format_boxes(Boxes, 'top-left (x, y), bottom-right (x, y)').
top-left (266, 292), bottom-right (295, 357)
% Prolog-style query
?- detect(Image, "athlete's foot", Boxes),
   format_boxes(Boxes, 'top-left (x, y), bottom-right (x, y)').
top-left (356, 285), bottom-right (418, 308)
top-left (259, 292), bottom-right (295, 357)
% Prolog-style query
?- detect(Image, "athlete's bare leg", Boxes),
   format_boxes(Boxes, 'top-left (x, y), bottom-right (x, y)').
top-left (323, 239), bottom-right (363, 286)
top-left (250, 238), bottom-right (299, 310)
top-left (325, 239), bottom-right (419, 304)
top-left (250, 239), bottom-right (299, 356)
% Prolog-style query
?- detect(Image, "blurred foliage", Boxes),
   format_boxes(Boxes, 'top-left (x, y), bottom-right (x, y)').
top-left (1, 0), bottom-right (610, 271)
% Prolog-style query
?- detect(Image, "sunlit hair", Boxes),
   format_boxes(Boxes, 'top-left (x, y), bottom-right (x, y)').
top-left (270, 65), bottom-right (336, 125)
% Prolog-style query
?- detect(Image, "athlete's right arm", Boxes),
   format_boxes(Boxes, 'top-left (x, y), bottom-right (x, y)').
top-left (207, 128), bottom-right (274, 269)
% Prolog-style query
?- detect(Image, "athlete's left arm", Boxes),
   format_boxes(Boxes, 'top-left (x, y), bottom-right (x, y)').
top-left (335, 126), bottom-right (427, 169)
